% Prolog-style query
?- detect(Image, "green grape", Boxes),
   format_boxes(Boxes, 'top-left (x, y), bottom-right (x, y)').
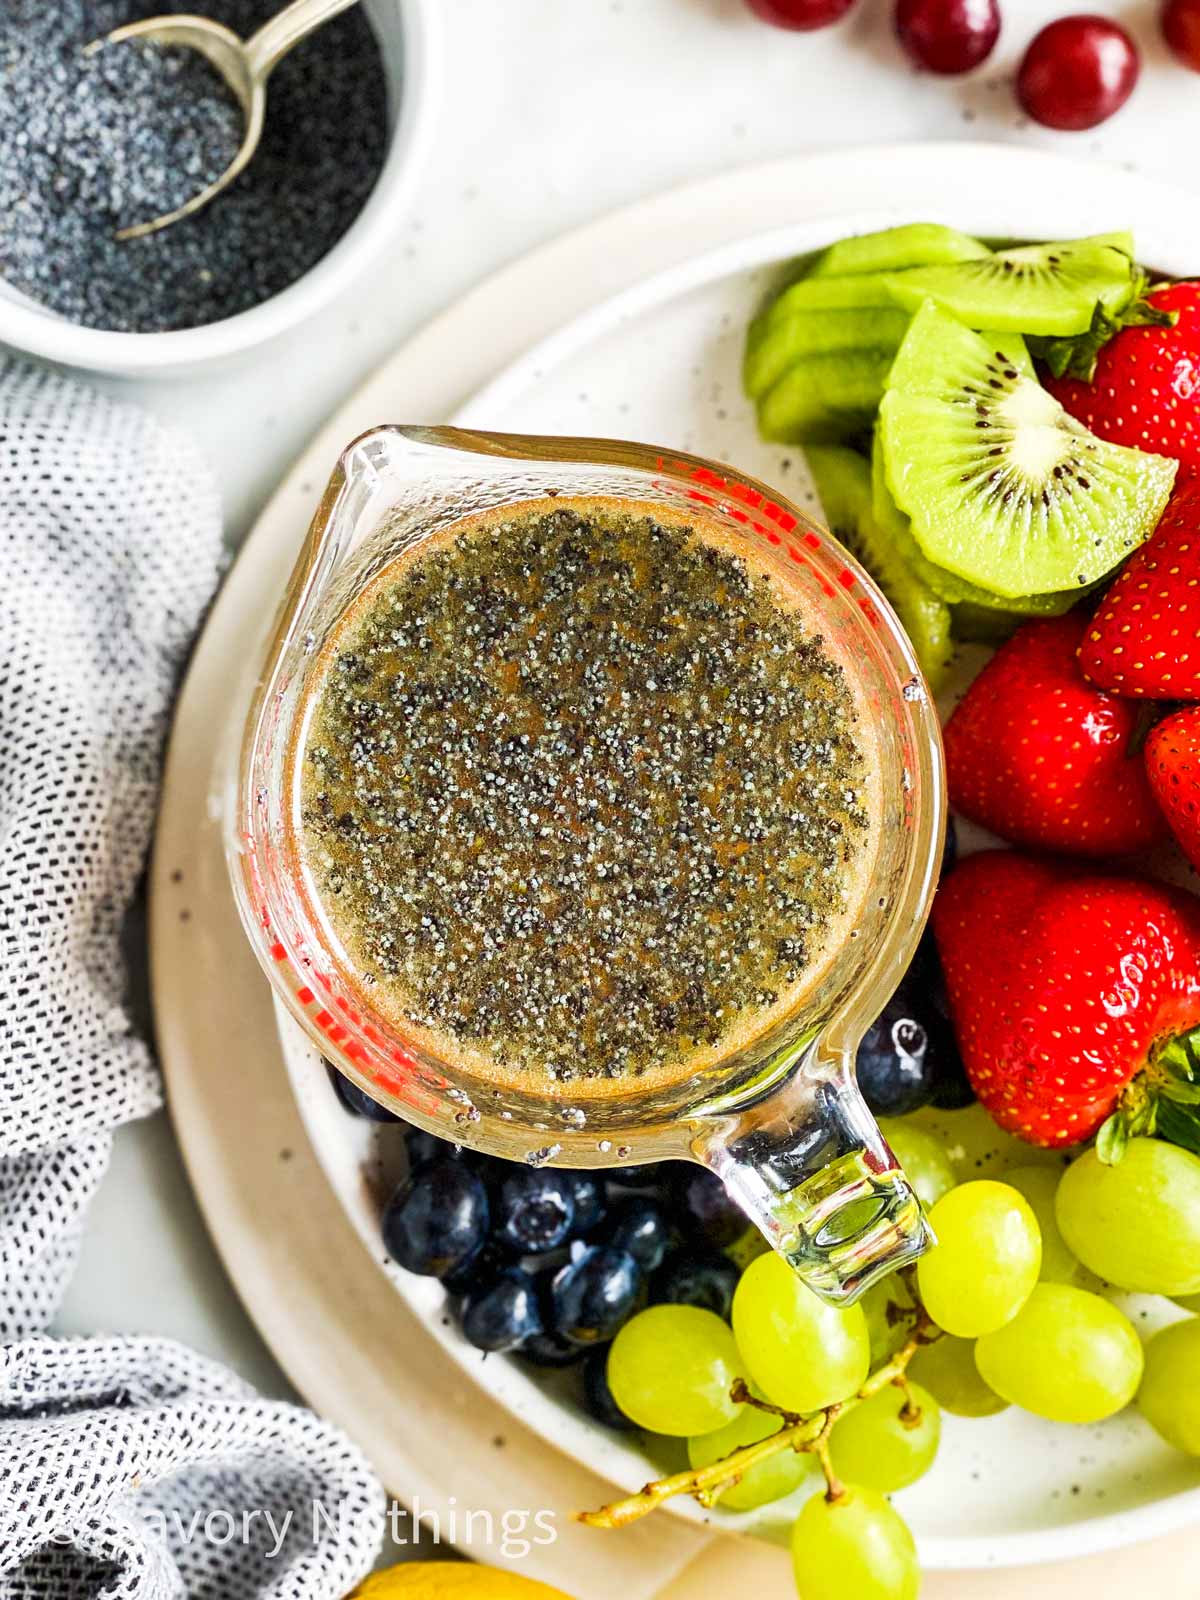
top-left (791, 1484), bottom-right (919, 1600)
top-left (1003, 1164), bottom-right (1084, 1285)
top-left (1056, 1139), bottom-right (1200, 1296)
top-left (878, 1117), bottom-right (957, 1209)
top-left (917, 1180), bottom-right (1041, 1337)
top-left (828, 1381), bottom-right (940, 1492)
top-left (1138, 1317), bottom-right (1200, 1454)
top-left (606, 1305), bottom-right (744, 1436)
top-left (732, 1250), bottom-right (869, 1413)
top-left (974, 1283), bottom-right (1143, 1423)
top-left (726, 1226), bottom-right (771, 1274)
top-left (908, 1334), bottom-right (1008, 1417)
top-left (861, 1276), bottom-right (918, 1369)
top-left (688, 1400), bottom-right (817, 1510)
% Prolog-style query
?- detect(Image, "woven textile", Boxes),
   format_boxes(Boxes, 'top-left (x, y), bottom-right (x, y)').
top-left (0, 364), bottom-right (382, 1595)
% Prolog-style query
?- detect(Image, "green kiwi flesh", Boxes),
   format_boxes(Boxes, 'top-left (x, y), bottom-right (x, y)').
top-left (882, 234), bottom-right (1137, 337)
top-left (806, 223), bottom-right (991, 279)
top-left (744, 307), bottom-right (910, 399)
top-left (759, 272), bottom-right (904, 335)
top-left (951, 602), bottom-right (1024, 644)
top-left (869, 432), bottom-right (1080, 616)
top-left (805, 445), bottom-right (952, 688)
top-left (757, 349), bottom-right (894, 444)
top-left (879, 303), bottom-right (1177, 599)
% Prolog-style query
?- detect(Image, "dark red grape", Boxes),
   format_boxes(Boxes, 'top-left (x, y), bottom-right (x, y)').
top-left (1163, 0), bottom-right (1200, 70)
top-left (1017, 15), bottom-right (1139, 130)
top-left (894, 0), bottom-right (1000, 72)
top-left (745, 0), bottom-right (858, 29)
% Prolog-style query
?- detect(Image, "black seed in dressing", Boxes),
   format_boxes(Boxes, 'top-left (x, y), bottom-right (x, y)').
top-left (300, 504), bottom-right (872, 1086)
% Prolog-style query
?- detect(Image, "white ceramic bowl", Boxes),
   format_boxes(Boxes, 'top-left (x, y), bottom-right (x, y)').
top-left (0, 0), bottom-right (439, 378)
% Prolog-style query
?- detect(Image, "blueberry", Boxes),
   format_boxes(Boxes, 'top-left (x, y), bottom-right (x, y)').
top-left (855, 982), bottom-right (937, 1116)
top-left (381, 1158), bottom-right (489, 1277)
top-left (605, 1197), bottom-right (672, 1272)
top-left (671, 1169), bottom-right (746, 1248)
top-left (909, 927), bottom-right (942, 991)
top-left (439, 1239), bottom-right (507, 1297)
top-left (404, 1126), bottom-right (451, 1170)
top-left (581, 1346), bottom-right (636, 1430)
top-left (460, 1268), bottom-right (543, 1353)
top-left (325, 1061), bottom-right (402, 1122)
top-left (941, 815), bottom-right (959, 878)
top-left (520, 1330), bottom-right (586, 1369)
top-left (928, 1017), bottom-right (975, 1109)
top-left (551, 1244), bottom-right (643, 1345)
top-left (495, 1169), bottom-right (577, 1254)
top-left (607, 1161), bottom-right (670, 1189)
top-left (912, 933), bottom-right (975, 1111)
top-left (568, 1172), bottom-right (608, 1234)
top-left (652, 1247), bottom-right (739, 1319)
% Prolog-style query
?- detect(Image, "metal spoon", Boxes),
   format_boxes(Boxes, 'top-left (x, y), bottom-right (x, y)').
top-left (86, 0), bottom-right (360, 241)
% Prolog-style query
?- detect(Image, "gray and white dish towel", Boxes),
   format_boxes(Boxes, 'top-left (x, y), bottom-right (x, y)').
top-left (0, 362), bottom-right (383, 1597)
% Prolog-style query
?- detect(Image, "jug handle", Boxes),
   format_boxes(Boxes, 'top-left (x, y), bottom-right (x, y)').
top-left (690, 1035), bottom-right (934, 1304)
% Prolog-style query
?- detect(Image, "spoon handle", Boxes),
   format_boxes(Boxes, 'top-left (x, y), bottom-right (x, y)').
top-left (245, 0), bottom-right (360, 80)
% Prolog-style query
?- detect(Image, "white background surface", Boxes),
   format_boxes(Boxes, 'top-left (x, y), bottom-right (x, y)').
top-left (47, 0), bottom-right (1197, 1568)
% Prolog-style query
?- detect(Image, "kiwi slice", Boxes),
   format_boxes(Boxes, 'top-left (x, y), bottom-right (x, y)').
top-left (883, 233), bottom-right (1137, 337)
top-left (951, 601), bottom-right (1023, 645)
top-left (758, 272), bottom-right (903, 336)
top-left (878, 302), bottom-right (1177, 599)
top-left (757, 350), bottom-right (894, 444)
top-left (805, 444), bottom-right (952, 688)
top-left (868, 432), bottom-right (1079, 617)
top-left (744, 307), bottom-right (910, 399)
top-left (807, 223), bottom-right (991, 279)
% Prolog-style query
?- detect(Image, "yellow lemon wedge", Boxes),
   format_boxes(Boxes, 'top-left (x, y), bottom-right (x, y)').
top-left (349, 1562), bottom-right (577, 1600)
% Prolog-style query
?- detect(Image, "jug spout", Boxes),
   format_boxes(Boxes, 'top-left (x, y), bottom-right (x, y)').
top-left (691, 1038), bottom-right (934, 1304)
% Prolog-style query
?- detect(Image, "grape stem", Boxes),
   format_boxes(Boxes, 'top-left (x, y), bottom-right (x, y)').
top-left (576, 1302), bottom-right (941, 1530)
top-left (810, 1410), bottom-right (845, 1503)
top-left (894, 1371), bottom-right (922, 1428)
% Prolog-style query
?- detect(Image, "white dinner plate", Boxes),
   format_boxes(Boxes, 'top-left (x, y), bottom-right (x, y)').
top-left (154, 144), bottom-right (1200, 1584)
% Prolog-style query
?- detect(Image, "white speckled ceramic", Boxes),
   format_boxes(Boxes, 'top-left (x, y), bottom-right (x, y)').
top-left (281, 197), bottom-right (1200, 1569)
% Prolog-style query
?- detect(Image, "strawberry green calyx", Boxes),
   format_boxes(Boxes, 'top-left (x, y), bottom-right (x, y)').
top-left (1030, 274), bottom-right (1178, 384)
top-left (1096, 1025), bottom-right (1200, 1165)
top-left (1045, 280), bottom-right (1200, 481)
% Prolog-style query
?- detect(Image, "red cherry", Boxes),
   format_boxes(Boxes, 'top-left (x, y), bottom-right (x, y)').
top-left (894, 0), bottom-right (1001, 73)
top-left (744, 0), bottom-right (858, 29)
top-left (1017, 16), bottom-right (1139, 131)
top-left (1163, 0), bottom-right (1200, 69)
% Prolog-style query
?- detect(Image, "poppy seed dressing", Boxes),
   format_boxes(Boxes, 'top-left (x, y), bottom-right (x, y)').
top-left (294, 500), bottom-right (878, 1094)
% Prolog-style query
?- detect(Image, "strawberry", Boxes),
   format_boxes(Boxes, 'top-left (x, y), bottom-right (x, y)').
top-left (1146, 707), bottom-right (1200, 872)
top-left (1043, 281), bottom-right (1200, 481)
top-left (932, 850), bottom-right (1200, 1152)
top-left (943, 613), bottom-right (1167, 857)
top-left (1077, 482), bottom-right (1200, 699)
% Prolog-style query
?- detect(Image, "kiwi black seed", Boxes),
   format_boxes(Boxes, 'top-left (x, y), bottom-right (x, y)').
top-left (883, 233), bottom-right (1137, 337)
top-left (878, 302), bottom-right (1176, 600)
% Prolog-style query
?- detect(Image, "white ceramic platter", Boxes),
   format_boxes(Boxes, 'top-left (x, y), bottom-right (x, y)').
top-left (282, 187), bottom-right (1200, 1568)
top-left (153, 145), bottom-right (1200, 1590)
